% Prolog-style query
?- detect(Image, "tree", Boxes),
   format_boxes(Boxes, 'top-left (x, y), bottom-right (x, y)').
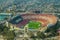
top-left (0, 24), bottom-right (15, 40)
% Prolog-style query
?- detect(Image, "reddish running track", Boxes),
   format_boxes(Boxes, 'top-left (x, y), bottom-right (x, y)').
top-left (20, 14), bottom-right (57, 27)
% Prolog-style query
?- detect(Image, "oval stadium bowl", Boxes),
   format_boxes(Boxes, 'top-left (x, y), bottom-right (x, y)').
top-left (9, 14), bottom-right (57, 31)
